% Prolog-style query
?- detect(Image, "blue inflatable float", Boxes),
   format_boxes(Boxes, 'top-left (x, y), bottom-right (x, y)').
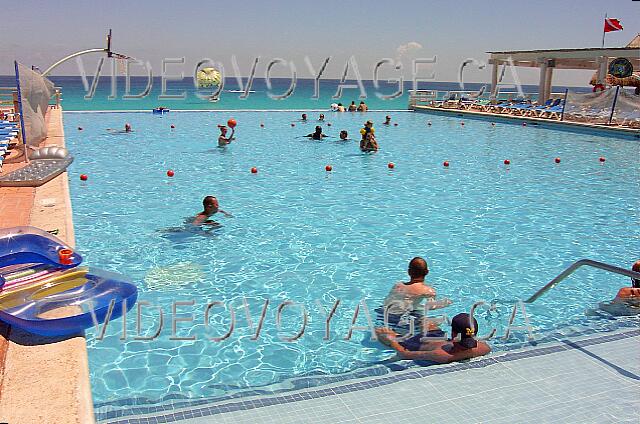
top-left (152, 107), bottom-right (169, 114)
top-left (0, 227), bottom-right (137, 336)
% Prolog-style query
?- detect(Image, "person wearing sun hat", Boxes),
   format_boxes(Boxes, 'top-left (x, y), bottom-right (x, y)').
top-left (376, 312), bottom-right (491, 363)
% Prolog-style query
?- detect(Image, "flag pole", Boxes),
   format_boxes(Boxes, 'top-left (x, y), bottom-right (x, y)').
top-left (601, 13), bottom-right (607, 48)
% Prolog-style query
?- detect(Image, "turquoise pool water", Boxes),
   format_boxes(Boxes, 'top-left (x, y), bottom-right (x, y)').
top-left (63, 111), bottom-right (639, 407)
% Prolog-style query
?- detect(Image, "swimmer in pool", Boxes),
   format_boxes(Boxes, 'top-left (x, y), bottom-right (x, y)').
top-left (357, 101), bottom-right (368, 112)
top-left (217, 125), bottom-right (235, 147)
top-left (348, 101), bottom-right (357, 112)
top-left (376, 313), bottom-right (491, 363)
top-left (337, 103), bottom-right (345, 112)
top-left (360, 121), bottom-right (378, 151)
top-left (107, 123), bottom-right (133, 134)
top-left (306, 126), bottom-right (328, 140)
top-left (339, 130), bottom-right (349, 140)
top-left (301, 113), bottom-right (308, 121)
top-left (318, 114), bottom-right (325, 121)
top-left (193, 196), bottom-right (233, 225)
top-left (382, 115), bottom-right (391, 125)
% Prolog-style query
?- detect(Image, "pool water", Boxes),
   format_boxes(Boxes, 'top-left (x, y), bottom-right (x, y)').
top-left (64, 111), bottom-right (639, 407)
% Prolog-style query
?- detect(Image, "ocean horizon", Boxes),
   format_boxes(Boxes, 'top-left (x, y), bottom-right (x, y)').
top-left (1, 76), bottom-right (591, 111)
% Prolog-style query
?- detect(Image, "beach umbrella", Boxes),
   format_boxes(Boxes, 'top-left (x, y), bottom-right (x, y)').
top-left (196, 67), bottom-right (221, 88)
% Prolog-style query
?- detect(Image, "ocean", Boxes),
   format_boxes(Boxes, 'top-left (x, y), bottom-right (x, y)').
top-left (0, 76), bottom-right (589, 111)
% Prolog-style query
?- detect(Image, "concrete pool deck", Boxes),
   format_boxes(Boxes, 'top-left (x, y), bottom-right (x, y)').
top-left (0, 107), bottom-right (95, 424)
top-left (411, 105), bottom-right (640, 140)
top-left (99, 328), bottom-right (640, 424)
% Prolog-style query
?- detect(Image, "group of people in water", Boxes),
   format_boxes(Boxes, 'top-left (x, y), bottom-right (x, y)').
top-left (189, 191), bottom-right (640, 365)
top-left (331, 101), bottom-right (369, 112)
top-left (298, 113), bottom-right (392, 152)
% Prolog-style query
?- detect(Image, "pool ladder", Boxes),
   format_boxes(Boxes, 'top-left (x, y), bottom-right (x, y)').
top-left (525, 259), bottom-right (640, 303)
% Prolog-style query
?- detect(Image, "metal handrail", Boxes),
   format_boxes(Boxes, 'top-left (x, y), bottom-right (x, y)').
top-left (525, 259), bottom-right (640, 303)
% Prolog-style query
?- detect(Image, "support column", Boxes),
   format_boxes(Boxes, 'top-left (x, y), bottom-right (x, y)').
top-left (538, 58), bottom-right (547, 103)
top-left (544, 64), bottom-right (554, 101)
top-left (596, 56), bottom-right (608, 85)
top-left (491, 61), bottom-right (499, 100)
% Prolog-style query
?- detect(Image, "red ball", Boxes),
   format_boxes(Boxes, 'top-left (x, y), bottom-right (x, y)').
top-left (555, 157), bottom-right (561, 164)
top-left (504, 159), bottom-right (511, 165)
top-left (79, 174), bottom-right (88, 181)
top-left (227, 118), bottom-right (237, 128)
top-left (166, 170), bottom-right (175, 177)
top-left (251, 167), bottom-right (258, 174)
top-left (78, 127), bottom-right (83, 131)
top-left (388, 162), bottom-right (395, 169)
top-left (170, 124), bottom-right (175, 129)
top-left (291, 123), bottom-right (295, 127)
top-left (443, 161), bottom-right (450, 167)
top-left (599, 156), bottom-right (606, 162)
top-left (325, 165), bottom-right (332, 172)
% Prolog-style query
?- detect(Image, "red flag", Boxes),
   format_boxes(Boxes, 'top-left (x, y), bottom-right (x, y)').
top-left (604, 18), bottom-right (623, 33)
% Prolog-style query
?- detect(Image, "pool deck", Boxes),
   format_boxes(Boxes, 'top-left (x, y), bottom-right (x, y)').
top-left (411, 105), bottom-right (640, 140)
top-left (100, 328), bottom-right (640, 424)
top-left (0, 107), bottom-right (95, 424)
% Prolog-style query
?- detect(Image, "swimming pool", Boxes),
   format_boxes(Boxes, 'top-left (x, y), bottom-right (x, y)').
top-left (63, 111), bottom-right (639, 410)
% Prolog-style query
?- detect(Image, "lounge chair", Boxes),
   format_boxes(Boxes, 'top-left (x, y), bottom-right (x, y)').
top-left (538, 102), bottom-right (565, 119)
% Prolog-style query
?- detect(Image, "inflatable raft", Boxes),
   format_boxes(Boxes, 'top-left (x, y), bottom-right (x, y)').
top-left (0, 227), bottom-right (137, 336)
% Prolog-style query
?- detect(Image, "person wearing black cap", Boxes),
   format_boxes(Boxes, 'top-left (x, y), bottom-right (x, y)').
top-left (376, 313), bottom-right (491, 363)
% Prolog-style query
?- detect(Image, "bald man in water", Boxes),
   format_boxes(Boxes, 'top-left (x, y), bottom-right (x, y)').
top-left (383, 257), bottom-right (450, 316)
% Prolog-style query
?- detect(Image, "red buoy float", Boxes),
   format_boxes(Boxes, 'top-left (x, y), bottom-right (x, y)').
top-left (251, 167), bottom-right (258, 174)
top-left (504, 159), bottom-right (511, 165)
top-left (443, 161), bottom-right (450, 167)
top-left (599, 156), bottom-right (606, 163)
top-left (388, 162), bottom-right (395, 169)
top-left (80, 174), bottom-right (88, 181)
top-left (170, 124), bottom-right (175, 129)
top-left (555, 157), bottom-right (561, 164)
top-left (291, 123), bottom-right (295, 127)
top-left (325, 165), bottom-right (332, 172)
top-left (166, 170), bottom-right (175, 177)
top-left (78, 127), bottom-right (83, 131)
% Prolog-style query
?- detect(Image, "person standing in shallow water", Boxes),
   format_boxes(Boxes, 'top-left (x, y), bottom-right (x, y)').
top-left (217, 125), bottom-right (235, 147)
top-left (348, 101), bottom-right (357, 111)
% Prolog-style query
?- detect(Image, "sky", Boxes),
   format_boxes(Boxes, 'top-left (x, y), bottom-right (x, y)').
top-left (1, 0), bottom-right (638, 85)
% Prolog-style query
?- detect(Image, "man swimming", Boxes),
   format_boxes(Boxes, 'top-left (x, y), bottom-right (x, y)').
top-left (382, 115), bottom-right (391, 125)
top-left (306, 126), bottom-right (327, 140)
top-left (217, 125), bottom-right (235, 147)
top-left (337, 103), bottom-right (345, 112)
top-left (107, 123), bottom-right (133, 134)
top-left (318, 114), bottom-right (325, 121)
top-left (339, 130), bottom-right (349, 140)
top-left (301, 113), bottom-right (308, 121)
top-left (193, 196), bottom-right (233, 225)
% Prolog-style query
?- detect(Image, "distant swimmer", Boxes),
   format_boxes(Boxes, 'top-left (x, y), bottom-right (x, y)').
top-left (193, 196), bottom-right (233, 225)
top-left (339, 130), bottom-right (349, 140)
top-left (376, 313), bottom-right (491, 363)
top-left (217, 124), bottom-right (235, 147)
top-left (107, 123), bottom-right (133, 134)
top-left (318, 113), bottom-right (325, 121)
top-left (306, 126), bottom-right (328, 140)
top-left (301, 113), bottom-right (308, 122)
top-left (337, 103), bottom-right (345, 112)
top-left (348, 101), bottom-right (357, 112)
top-left (357, 101), bottom-right (368, 112)
top-left (382, 115), bottom-right (391, 125)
